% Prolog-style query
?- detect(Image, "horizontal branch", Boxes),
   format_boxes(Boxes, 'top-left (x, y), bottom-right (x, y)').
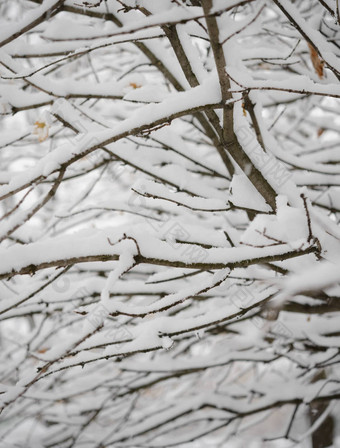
top-left (0, 243), bottom-right (317, 281)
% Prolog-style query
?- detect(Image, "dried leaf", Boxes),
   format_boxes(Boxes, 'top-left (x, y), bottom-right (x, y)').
top-left (129, 82), bottom-right (142, 89)
top-left (37, 347), bottom-right (48, 354)
top-left (34, 121), bottom-right (46, 129)
top-left (317, 128), bottom-right (325, 137)
top-left (33, 120), bottom-right (49, 142)
top-left (308, 43), bottom-right (324, 79)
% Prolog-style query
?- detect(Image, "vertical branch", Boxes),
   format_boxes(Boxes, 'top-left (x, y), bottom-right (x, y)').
top-left (201, 0), bottom-right (277, 211)
top-left (163, 25), bottom-right (235, 176)
top-left (135, 4), bottom-right (235, 177)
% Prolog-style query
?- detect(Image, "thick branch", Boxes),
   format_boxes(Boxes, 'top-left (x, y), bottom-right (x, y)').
top-left (202, 0), bottom-right (278, 210)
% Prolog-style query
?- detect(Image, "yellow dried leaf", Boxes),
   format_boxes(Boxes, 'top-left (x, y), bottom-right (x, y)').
top-left (129, 82), bottom-right (142, 89)
top-left (33, 120), bottom-right (49, 142)
top-left (34, 121), bottom-right (46, 128)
